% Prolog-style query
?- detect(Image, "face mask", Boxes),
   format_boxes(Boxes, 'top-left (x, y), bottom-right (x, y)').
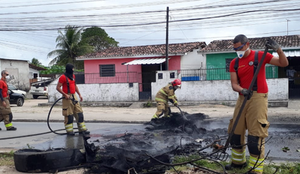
top-left (5, 75), bottom-right (10, 81)
top-left (236, 47), bottom-right (249, 59)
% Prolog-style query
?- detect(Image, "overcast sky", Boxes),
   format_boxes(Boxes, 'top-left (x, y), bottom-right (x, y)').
top-left (0, 0), bottom-right (299, 66)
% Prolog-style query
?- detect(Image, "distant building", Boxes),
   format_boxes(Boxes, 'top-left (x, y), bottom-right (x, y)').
top-left (0, 58), bottom-right (30, 91)
top-left (29, 63), bottom-right (47, 84)
top-left (77, 42), bottom-right (206, 100)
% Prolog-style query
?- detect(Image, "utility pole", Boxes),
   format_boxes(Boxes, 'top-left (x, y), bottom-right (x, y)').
top-left (165, 6), bottom-right (169, 70)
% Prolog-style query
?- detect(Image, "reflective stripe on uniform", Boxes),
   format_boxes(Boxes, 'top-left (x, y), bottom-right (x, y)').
top-left (248, 156), bottom-right (264, 172)
top-left (168, 95), bottom-right (176, 99)
top-left (65, 123), bottom-right (73, 132)
top-left (159, 89), bottom-right (168, 96)
top-left (168, 95), bottom-right (177, 104)
top-left (231, 149), bottom-right (246, 163)
top-left (5, 123), bottom-right (13, 128)
top-left (155, 97), bottom-right (167, 103)
top-left (78, 122), bottom-right (87, 131)
top-left (152, 114), bottom-right (159, 119)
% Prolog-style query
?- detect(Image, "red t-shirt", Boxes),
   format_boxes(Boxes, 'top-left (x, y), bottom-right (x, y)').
top-left (0, 79), bottom-right (8, 98)
top-left (58, 74), bottom-right (76, 94)
top-left (229, 50), bottom-right (273, 93)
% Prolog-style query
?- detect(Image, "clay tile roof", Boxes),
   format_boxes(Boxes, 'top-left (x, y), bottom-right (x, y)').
top-left (79, 42), bottom-right (206, 59)
top-left (29, 63), bottom-right (46, 71)
top-left (203, 35), bottom-right (300, 52)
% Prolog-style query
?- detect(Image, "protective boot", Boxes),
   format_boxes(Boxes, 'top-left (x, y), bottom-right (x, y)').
top-left (5, 122), bottom-right (17, 131)
top-left (225, 162), bottom-right (247, 170)
top-left (66, 132), bottom-right (75, 136)
top-left (65, 115), bottom-right (74, 136)
top-left (247, 172), bottom-right (258, 174)
top-left (7, 126), bottom-right (17, 131)
top-left (152, 114), bottom-right (159, 119)
top-left (77, 113), bottom-right (89, 134)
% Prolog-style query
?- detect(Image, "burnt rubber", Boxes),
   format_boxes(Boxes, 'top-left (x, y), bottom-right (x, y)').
top-left (14, 148), bottom-right (85, 172)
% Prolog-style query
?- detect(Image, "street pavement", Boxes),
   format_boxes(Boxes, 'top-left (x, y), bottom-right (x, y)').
top-left (8, 98), bottom-right (300, 123)
top-left (1, 98), bottom-right (300, 174)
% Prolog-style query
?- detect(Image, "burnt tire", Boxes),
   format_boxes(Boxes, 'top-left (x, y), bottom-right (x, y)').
top-left (14, 148), bottom-right (85, 172)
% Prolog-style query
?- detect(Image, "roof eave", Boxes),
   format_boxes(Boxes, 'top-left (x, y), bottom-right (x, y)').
top-left (76, 53), bottom-right (184, 60)
top-left (201, 47), bottom-right (300, 54)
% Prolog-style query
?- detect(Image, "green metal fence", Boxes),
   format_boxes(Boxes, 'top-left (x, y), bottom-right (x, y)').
top-left (180, 66), bottom-right (279, 81)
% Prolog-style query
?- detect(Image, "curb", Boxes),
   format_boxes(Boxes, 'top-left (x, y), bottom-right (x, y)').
top-left (37, 100), bottom-right (289, 108)
top-left (14, 119), bottom-right (148, 124)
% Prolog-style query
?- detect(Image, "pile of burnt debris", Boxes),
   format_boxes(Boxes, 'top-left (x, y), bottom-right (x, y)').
top-left (83, 112), bottom-right (228, 174)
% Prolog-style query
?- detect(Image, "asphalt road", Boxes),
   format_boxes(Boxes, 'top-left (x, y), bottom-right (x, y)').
top-left (1, 98), bottom-right (300, 161)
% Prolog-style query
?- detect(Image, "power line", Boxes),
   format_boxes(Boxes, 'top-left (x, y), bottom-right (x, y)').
top-left (1, 8), bottom-right (299, 31)
top-left (0, 0), bottom-right (104, 9)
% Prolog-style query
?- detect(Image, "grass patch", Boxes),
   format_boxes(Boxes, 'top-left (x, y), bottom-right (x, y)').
top-left (0, 151), bottom-right (14, 166)
top-left (168, 154), bottom-right (300, 174)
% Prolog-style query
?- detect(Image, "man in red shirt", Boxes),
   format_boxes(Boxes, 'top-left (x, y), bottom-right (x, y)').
top-left (0, 70), bottom-right (17, 131)
top-left (226, 34), bottom-right (288, 174)
top-left (56, 64), bottom-right (89, 136)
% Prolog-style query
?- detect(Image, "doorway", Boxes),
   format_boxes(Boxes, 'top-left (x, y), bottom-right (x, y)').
top-left (139, 64), bottom-right (164, 100)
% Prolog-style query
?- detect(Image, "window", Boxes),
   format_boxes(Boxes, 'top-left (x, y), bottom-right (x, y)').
top-left (100, 64), bottom-right (115, 77)
top-left (158, 73), bottom-right (163, 79)
top-left (170, 72), bottom-right (175, 78)
top-left (226, 58), bottom-right (234, 72)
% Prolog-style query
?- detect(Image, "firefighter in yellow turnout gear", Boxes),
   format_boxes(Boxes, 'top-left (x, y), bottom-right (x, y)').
top-left (56, 64), bottom-right (89, 136)
top-left (152, 79), bottom-right (181, 119)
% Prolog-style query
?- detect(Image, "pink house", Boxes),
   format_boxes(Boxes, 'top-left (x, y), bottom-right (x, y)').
top-left (77, 42), bottom-right (206, 97)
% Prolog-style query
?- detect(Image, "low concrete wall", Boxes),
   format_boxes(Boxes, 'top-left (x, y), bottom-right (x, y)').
top-left (152, 78), bottom-right (288, 101)
top-left (48, 78), bottom-right (139, 103)
top-left (48, 76), bottom-right (288, 104)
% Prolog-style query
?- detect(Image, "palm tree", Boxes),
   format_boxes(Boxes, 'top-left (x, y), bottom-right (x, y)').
top-left (31, 58), bottom-right (42, 66)
top-left (47, 25), bottom-right (93, 69)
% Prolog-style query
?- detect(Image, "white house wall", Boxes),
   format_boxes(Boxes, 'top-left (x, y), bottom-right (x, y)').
top-left (152, 78), bottom-right (288, 101)
top-left (48, 76), bottom-right (288, 103)
top-left (29, 68), bottom-right (40, 79)
top-left (180, 49), bottom-right (206, 69)
top-left (1, 59), bottom-right (30, 90)
top-left (48, 77), bottom-right (139, 103)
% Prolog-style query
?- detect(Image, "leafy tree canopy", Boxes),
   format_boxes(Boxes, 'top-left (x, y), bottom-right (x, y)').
top-left (31, 58), bottom-right (43, 66)
top-left (40, 65), bottom-right (83, 75)
top-left (47, 25), bottom-right (119, 72)
top-left (47, 25), bottom-right (93, 69)
top-left (81, 26), bottom-right (119, 52)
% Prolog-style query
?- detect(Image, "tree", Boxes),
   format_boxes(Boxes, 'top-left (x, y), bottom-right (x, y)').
top-left (40, 65), bottom-right (83, 75)
top-left (81, 26), bottom-right (119, 52)
top-left (31, 58), bottom-right (42, 66)
top-left (47, 25), bottom-right (93, 69)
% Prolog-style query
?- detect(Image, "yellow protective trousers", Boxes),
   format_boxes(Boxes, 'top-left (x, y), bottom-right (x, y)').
top-left (62, 94), bottom-right (87, 133)
top-left (0, 97), bottom-right (14, 129)
top-left (227, 92), bottom-right (269, 174)
top-left (152, 101), bottom-right (170, 119)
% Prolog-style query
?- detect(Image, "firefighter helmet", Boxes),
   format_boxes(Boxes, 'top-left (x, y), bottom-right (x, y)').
top-left (172, 79), bottom-right (181, 88)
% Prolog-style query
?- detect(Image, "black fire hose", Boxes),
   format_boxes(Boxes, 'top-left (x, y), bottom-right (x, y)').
top-left (47, 97), bottom-right (80, 135)
top-left (47, 97), bottom-right (66, 135)
top-left (223, 46), bottom-right (269, 152)
top-left (0, 97), bottom-right (67, 140)
top-left (175, 105), bottom-right (189, 121)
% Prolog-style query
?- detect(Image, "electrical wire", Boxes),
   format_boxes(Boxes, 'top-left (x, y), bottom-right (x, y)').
top-left (0, 0), bottom-right (299, 61)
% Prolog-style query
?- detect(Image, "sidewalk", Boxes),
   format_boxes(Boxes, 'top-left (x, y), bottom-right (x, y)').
top-left (10, 99), bottom-right (300, 123)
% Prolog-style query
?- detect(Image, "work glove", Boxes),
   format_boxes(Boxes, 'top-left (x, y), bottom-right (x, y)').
top-left (266, 38), bottom-right (280, 52)
top-left (241, 88), bottom-right (253, 100)
top-left (174, 103), bottom-right (178, 107)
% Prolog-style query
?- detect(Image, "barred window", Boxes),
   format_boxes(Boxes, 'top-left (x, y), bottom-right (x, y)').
top-left (99, 64), bottom-right (115, 77)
